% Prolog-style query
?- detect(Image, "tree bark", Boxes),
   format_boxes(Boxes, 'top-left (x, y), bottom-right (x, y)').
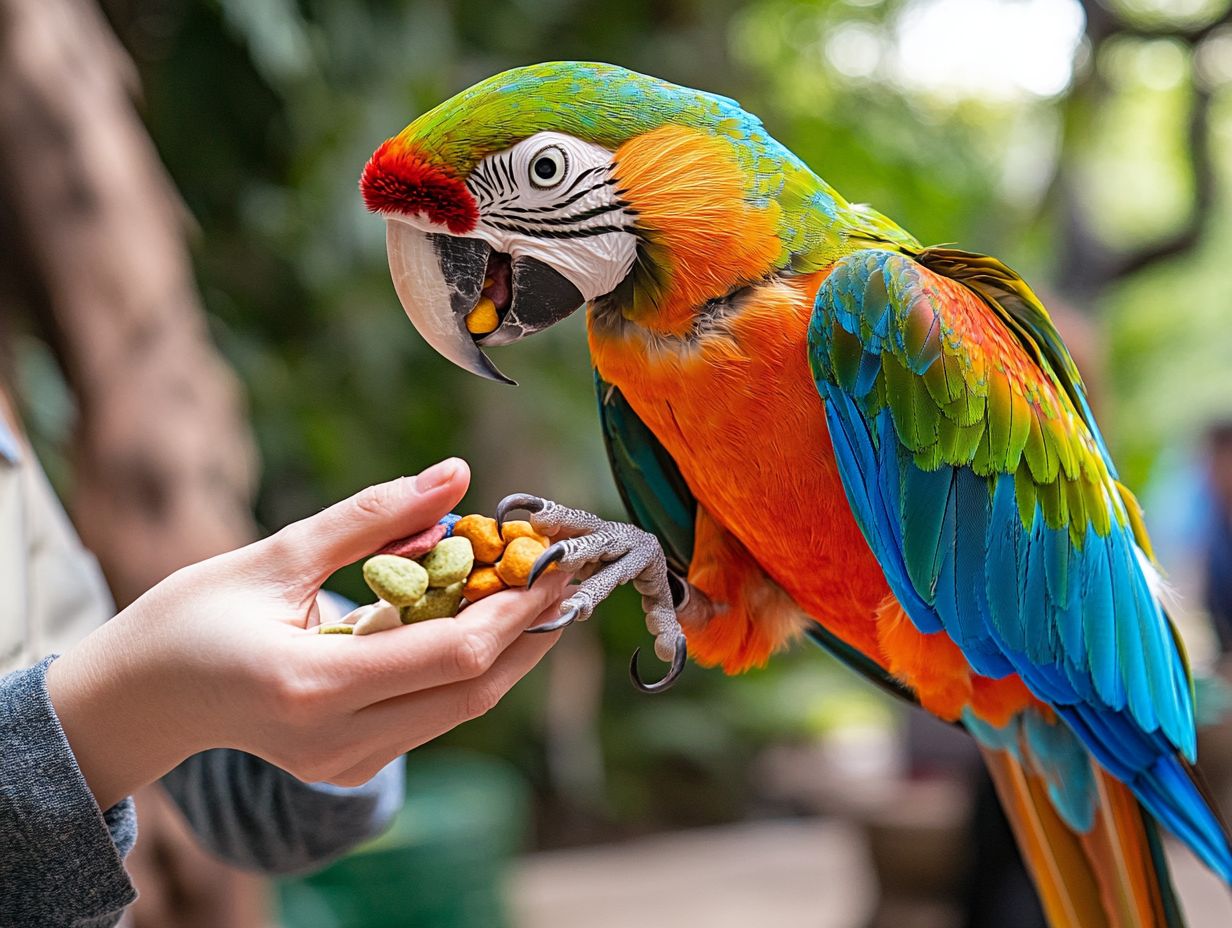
top-left (0, 0), bottom-right (258, 604)
top-left (0, 1), bottom-right (267, 924)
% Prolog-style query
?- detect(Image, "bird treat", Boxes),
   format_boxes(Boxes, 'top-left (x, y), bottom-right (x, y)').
top-left (322, 514), bottom-right (552, 635)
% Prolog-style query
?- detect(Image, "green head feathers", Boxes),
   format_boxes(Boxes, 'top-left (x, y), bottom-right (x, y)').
top-left (361, 61), bottom-right (918, 339)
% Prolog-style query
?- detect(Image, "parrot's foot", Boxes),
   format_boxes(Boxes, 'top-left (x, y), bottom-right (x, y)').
top-left (496, 493), bottom-right (688, 693)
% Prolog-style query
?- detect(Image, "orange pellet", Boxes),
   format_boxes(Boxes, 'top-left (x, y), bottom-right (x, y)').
top-left (495, 536), bottom-right (548, 587)
top-left (453, 514), bottom-right (506, 563)
top-left (500, 520), bottom-right (550, 547)
top-left (462, 566), bottom-right (508, 602)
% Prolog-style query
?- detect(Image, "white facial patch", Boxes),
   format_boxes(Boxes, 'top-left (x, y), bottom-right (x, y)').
top-left (464, 132), bottom-right (638, 301)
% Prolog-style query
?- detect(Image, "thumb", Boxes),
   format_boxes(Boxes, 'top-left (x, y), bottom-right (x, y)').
top-left (259, 458), bottom-right (470, 583)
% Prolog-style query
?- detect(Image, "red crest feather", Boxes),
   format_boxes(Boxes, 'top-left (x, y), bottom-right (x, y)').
top-left (360, 139), bottom-right (478, 234)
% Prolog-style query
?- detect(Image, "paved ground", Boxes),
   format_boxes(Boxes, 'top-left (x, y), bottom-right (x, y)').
top-left (510, 819), bottom-right (1232, 928)
top-left (510, 819), bottom-right (875, 928)
top-left (1169, 840), bottom-right (1232, 927)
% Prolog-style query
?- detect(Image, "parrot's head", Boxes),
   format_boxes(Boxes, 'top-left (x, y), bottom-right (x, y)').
top-left (362, 61), bottom-right (847, 382)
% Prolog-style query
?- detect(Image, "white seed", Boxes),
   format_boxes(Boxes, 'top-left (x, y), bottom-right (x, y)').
top-left (351, 601), bottom-right (404, 635)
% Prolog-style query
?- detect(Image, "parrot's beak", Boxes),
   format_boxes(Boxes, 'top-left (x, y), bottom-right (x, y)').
top-left (386, 220), bottom-right (585, 386)
top-left (471, 254), bottom-right (586, 349)
top-left (386, 221), bottom-right (512, 383)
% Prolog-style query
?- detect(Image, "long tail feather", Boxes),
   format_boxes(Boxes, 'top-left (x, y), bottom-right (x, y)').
top-left (980, 746), bottom-right (1185, 928)
top-left (1083, 768), bottom-right (1184, 927)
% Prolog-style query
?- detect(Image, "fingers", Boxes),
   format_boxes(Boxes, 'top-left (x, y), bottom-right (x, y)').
top-left (338, 611), bottom-right (563, 773)
top-left (317, 573), bottom-right (569, 705)
top-left (257, 459), bottom-right (470, 583)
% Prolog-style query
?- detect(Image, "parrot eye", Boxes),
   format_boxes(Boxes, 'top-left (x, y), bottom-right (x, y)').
top-left (529, 146), bottom-right (568, 188)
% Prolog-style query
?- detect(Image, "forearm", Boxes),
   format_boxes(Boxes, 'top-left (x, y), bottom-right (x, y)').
top-left (0, 658), bottom-right (138, 927)
top-left (155, 590), bottom-right (409, 875)
top-left (45, 613), bottom-right (203, 811)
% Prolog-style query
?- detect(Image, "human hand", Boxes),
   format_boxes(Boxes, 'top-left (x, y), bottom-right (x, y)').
top-left (46, 459), bottom-right (568, 810)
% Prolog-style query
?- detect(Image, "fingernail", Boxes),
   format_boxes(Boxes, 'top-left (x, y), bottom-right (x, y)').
top-left (415, 458), bottom-right (460, 492)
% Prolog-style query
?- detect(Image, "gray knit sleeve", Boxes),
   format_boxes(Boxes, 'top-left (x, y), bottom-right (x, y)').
top-left (160, 749), bottom-right (404, 874)
top-left (0, 656), bottom-right (137, 928)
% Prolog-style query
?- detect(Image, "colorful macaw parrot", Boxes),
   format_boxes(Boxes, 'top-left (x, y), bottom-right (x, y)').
top-left (360, 62), bottom-right (1232, 926)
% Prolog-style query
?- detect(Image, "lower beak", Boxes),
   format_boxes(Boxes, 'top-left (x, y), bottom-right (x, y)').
top-left (386, 221), bottom-right (584, 385)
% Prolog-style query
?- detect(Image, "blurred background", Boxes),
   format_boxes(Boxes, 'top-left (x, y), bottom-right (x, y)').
top-left (3, 0), bottom-right (1232, 926)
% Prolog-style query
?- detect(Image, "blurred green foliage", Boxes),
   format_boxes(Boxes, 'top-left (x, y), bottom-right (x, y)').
top-left (76, 0), bottom-right (1232, 843)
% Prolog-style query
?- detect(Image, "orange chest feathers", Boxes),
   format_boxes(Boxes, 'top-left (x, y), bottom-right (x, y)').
top-left (587, 274), bottom-right (890, 657)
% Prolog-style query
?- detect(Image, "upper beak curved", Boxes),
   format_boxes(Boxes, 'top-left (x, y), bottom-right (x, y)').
top-left (386, 221), bottom-right (513, 384)
top-left (386, 220), bottom-right (586, 386)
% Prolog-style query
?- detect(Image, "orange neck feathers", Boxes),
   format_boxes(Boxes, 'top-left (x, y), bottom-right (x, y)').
top-left (613, 126), bottom-right (782, 336)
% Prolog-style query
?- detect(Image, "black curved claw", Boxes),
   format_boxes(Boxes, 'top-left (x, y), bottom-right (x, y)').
top-left (666, 570), bottom-right (689, 610)
top-left (629, 637), bottom-right (687, 694)
top-left (527, 542), bottom-right (567, 590)
top-left (526, 603), bottom-right (579, 634)
top-left (495, 494), bottom-right (546, 537)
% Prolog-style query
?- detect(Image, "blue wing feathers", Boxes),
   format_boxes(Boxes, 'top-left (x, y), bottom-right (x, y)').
top-left (900, 461), bottom-right (952, 595)
top-left (948, 470), bottom-right (1015, 676)
top-left (1021, 515), bottom-right (1053, 666)
top-left (1083, 541), bottom-right (1123, 708)
top-left (809, 248), bottom-right (1230, 881)
top-left (986, 475), bottom-right (1025, 654)
top-left (1069, 705), bottom-right (1228, 880)
top-left (1022, 710), bottom-right (1097, 832)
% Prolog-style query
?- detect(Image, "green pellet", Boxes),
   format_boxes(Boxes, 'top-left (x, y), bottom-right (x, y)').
top-left (418, 537), bottom-right (475, 587)
top-left (363, 554), bottom-right (430, 606)
top-left (318, 623), bottom-right (355, 634)
top-left (400, 582), bottom-right (465, 623)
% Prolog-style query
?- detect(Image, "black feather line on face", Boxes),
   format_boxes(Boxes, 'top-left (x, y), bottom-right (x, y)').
top-left (484, 220), bottom-right (638, 240)
top-left (488, 200), bottom-right (627, 227)
top-left (469, 169), bottom-right (495, 198)
top-left (498, 178), bottom-right (616, 214)
top-left (480, 161), bottom-right (500, 195)
top-left (559, 164), bottom-right (608, 197)
top-left (498, 154), bottom-right (517, 191)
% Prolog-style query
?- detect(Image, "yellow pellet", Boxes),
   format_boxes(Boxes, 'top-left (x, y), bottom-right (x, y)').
top-left (465, 297), bottom-right (500, 335)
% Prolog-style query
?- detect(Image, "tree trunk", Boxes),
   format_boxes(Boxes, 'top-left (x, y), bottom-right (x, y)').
top-left (0, 0), bottom-right (258, 603)
top-left (0, 1), bottom-right (267, 924)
